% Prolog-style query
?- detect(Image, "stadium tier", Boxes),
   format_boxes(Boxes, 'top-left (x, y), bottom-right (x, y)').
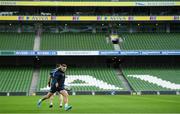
top-left (120, 33), bottom-right (180, 50)
top-left (0, 66), bottom-right (33, 92)
top-left (0, 32), bottom-right (34, 50)
top-left (122, 64), bottom-right (180, 91)
top-left (0, 0), bottom-right (179, 1)
top-left (41, 33), bottom-right (114, 50)
top-left (59, 0), bottom-right (178, 2)
top-left (37, 67), bottom-right (126, 92)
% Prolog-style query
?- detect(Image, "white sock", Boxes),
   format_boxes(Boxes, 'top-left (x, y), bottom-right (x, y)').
top-left (60, 100), bottom-right (63, 106)
top-left (50, 102), bottom-right (53, 105)
top-left (65, 103), bottom-right (68, 107)
top-left (39, 99), bottom-right (42, 102)
top-left (60, 95), bottom-right (63, 106)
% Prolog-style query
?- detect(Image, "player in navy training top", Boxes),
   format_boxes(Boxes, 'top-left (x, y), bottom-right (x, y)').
top-left (37, 64), bottom-right (72, 111)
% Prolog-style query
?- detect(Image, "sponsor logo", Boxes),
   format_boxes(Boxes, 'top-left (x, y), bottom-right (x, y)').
top-left (100, 51), bottom-right (120, 55)
top-left (147, 2), bottom-right (175, 6)
top-left (104, 16), bottom-right (108, 20)
top-left (0, 1), bottom-right (16, 5)
top-left (18, 16), bottom-right (24, 20)
top-left (73, 16), bottom-right (79, 21)
top-left (26, 16), bottom-right (30, 20)
top-left (128, 16), bottom-right (134, 21)
top-left (97, 16), bottom-right (102, 21)
top-left (174, 16), bottom-right (179, 20)
top-left (135, 2), bottom-right (145, 6)
top-left (32, 16), bottom-right (48, 20)
top-left (51, 16), bottom-right (56, 20)
top-left (150, 16), bottom-right (156, 20)
top-left (136, 2), bottom-right (175, 6)
top-left (110, 16), bottom-right (126, 21)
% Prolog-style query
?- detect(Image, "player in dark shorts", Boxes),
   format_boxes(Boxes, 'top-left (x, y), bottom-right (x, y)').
top-left (49, 67), bottom-right (64, 108)
top-left (37, 64), bottom-right (72, 111)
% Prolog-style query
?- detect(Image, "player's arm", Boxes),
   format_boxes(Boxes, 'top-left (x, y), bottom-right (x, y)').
top-left (55, 82), bottom-right (59, 88)
top-left (55, 78), bottom-right (59, 88)
top-left (48, 75), bottom-right (51, 87)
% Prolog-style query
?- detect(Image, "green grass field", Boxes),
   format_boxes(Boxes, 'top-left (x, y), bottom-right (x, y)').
top-left (0, 95), bottom-right (180, 114)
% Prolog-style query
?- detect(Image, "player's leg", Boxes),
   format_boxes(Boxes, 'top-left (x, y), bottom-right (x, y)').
top-left (59, 94), bottom-right (63, 108)
top-left (60, 90), bottom-right (72, 111)
top-left (49, 94), bottom-right (54, 108)
top-left (38, 85), bottom-right (56, 107)
top-left (37, 92), bottom-right (53, 107)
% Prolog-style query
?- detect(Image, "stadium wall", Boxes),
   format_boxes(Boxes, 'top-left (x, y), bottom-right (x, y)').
top-left (0, 56), bottom-right (179, 66)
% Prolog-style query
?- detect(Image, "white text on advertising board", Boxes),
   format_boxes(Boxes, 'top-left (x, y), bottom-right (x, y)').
top-left (0, 1), bottom-right (16, 5)
top-left (110, 16), bottom-right (127, 21)
top-left (32, 16), bottom-right (48, 20)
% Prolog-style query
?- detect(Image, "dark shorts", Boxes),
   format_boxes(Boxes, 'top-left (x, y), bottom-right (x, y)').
top-left (50, 85), bottom-right (65, 94)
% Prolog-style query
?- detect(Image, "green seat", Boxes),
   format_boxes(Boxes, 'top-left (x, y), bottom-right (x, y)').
top-left (0, 66), bottom-right (33, 92)
top-left (41, 32), bottom-right (113, 50)
top-left (0, 32), bottom-right (34, 50)
top-left (122, 64), bottom-right (180, 91)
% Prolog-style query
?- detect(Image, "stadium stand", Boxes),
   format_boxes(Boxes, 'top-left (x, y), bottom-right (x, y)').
top-left (59, 0), bottom-right (178, 2)
top-left (37, 66), bottom-right (125, 92)
top-left (0, 66), bottom-right (33, 92)
top-left (120, 33), bottom-right (180, 50)
top-left (41, 32), bottom-right (114, 50)
top-left (122, 64), bottom-right (180, 91)
top-left (1, 0), bottom-right (178, 2)
top-left (0, 32), bottom-right (35, 50)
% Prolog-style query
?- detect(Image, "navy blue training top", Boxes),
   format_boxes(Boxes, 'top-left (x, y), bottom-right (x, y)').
top-left (49, 69), bottom-right (65, 88)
